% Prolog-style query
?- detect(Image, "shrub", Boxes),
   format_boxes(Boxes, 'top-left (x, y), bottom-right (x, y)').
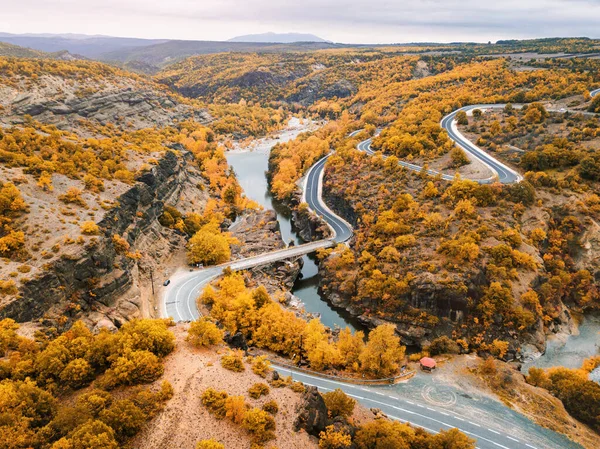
top-left (449, 147), bottom-right (470, 168)
top-left (187, 317), bottom-right (223, 348)
top-left (289, 381), bottom-right (305, 394)
top-left (225, 395), bottom-right (247, 424)
top-left (262, 399), bottom-right (279, 415)
top-left (248, 383), bottom-right (270, 399)
top-left (201, 388), bottom-right (228, 419)
top-left (221, 351), bottom-right (245, 372)
top-left (59, 187), bottom-right (87, 207)
top-left (250, 355), bottom-right (271, 378)
top-left (103, 350), bottom-right (164, 388)
top-left (319, 425), bottom-right (352, 449)
top-left (80, 221), bottom-right (100, 235)
top-left (322, 389), bottom-right (356, 418)
top-left (60, 358), bottom-right (94, 388)
top-left (242, 408), bottom-right (276, 444)
top-left (427, 336), bottom-right (460, 356)
top-left (99, 399), bottom-right (146, 442)
top-left (196, 440), bottom-right (225, 449)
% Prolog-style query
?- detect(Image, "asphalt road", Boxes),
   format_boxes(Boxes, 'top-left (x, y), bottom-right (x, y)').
top-left (164, 240), bottom-right (335, 321)
top-left (440, 105), bottom-right (523, 184)
top-left (274, 364), bottom-right (581, 449)
top-left (591, 88), bottom-right (600, 98)
top-left (357, 136), bottom-right (457, 181)
top-left (303, 154), bottom-right (353, 243)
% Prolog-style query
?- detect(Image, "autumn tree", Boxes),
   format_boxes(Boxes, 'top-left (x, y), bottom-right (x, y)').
top-left (322, 389), bottom-right (356, 418)
top-left (359, 324), bottom-right (405, 377)
top-left (186, 317), bottom-right (223, 348)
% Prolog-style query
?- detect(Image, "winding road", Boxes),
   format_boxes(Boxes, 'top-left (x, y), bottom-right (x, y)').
top-left (162, 94), bottom-right (599, 449)
top-left (591, 87), bottom-right (600, 98)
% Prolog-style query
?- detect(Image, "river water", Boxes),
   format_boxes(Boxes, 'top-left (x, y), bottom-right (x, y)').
top-left (521, 313), bottom-right (600, 378)
top-left (226, 118), bottom-right (357, 331)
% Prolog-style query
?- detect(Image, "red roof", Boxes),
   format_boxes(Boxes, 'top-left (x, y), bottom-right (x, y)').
top-left (420, 357), bottom-right (436, 368)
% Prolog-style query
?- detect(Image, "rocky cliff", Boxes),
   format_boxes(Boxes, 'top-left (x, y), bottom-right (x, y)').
top-left (0, 150), bottom-right (203, 325)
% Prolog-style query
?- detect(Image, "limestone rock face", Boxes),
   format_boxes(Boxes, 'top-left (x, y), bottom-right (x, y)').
top-left (293, 386), bottom-right (329, 437)
top-left (0, 151), bottom-right (198, 323)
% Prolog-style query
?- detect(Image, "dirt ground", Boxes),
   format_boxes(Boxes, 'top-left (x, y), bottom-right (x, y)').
top-left (132, 324), bottom-right (319, 449)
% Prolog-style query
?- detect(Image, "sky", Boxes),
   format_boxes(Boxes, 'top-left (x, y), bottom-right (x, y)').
top-left (1, 0), bottom-right (599, 44)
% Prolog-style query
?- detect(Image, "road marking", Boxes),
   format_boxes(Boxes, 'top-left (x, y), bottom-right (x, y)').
top-left (506, 436), bottom-right (519, 442)
top-left (374, 391), bottom-right (385, 396)
top-left (525, 445), bottom-right (538, 449)
top-left (405, 400), bottom-right (415, 405)
top-left (454, 416), bottom-right (465, 421)
top-left (488, 429), bottom-right (500, 435)
top-left (468, 421), bottom-right (481, 427)
top-left (427, 407), bottom-right (436, 412)
top-left (439, 411), bottom-right (449, 416)
top-left (299, 376), bottom-right (521, 449)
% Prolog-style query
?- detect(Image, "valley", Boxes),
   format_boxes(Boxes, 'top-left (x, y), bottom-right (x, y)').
top-left (0, 32), bottom-right (599, 449)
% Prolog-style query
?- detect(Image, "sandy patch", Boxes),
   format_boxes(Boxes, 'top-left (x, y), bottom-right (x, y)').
top-left (132, 324), bottom-right (318, 449)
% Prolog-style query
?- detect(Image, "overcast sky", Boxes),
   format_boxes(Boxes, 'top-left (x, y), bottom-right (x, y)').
top-left (1, 0), bottom-right (599, 43)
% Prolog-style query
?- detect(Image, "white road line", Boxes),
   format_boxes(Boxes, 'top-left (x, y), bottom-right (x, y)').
top-left (506, 436), bottom-right (519, 442)
top-left (488, 429), bottom-right (500, 435)
top-left (526, 444), bottom-right (538, 449)
top-left (405, 400), bottom-right (415, 405)
top-left (469, 421), bottom-right (481, 427)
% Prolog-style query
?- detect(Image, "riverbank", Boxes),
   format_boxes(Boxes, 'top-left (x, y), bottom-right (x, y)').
top-left (226, 118), bottom-right (360, 331)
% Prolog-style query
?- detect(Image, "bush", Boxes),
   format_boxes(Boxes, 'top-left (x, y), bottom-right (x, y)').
top-left (221, 351), bottom-right (245, 372)
top-left (289, 381), bottom-right (305, 393)
top-left (80, 221), bottom-right (100, 235)
top-left (242, 408), bottom-right (276, 444)
top-left (187, 318), bottom-right (223, 348)
top-left (319, 425), bottom-right (352, 449)
top-left (60, 358), bottom-right (94, 388)
top-left (250, 355), bottom-right (271, 378)
top-left (201, 388), bottom-right (229, 419)
top-left (225, 395), bottom-right (247, 424)
top-left (196, 440), bottom-right (225, 449)
top-left (449, 147), bottom-right (470, 168)
top-left (103, 350), bottom-right (164, 388)
top-left (99, 399), bottom-right (146, 442)
top-left (248, 383), bottom-right (270, 399)
top-left (262, 399), bottom-right (279, 415)
top-left (322, 389), bottom-right (356, 418)
top-left (427, 336), bottom-right (460, 356)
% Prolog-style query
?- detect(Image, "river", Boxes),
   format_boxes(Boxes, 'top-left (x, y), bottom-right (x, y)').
top-left (226, 118), bottom-right (357, 331)
top-left (521, 313), bottom-right (600, 377)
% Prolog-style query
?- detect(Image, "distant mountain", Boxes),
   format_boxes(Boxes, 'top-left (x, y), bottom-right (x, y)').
top-left (0, 33), bottom-right (167, 58)
top-left (228, 32), bottom-right (329, 43)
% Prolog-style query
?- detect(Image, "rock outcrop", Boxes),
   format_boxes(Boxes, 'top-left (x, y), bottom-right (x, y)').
top-left (293, 386), bottom-right (329, 437)
top-left (0, 150), bottom-right (202, 323)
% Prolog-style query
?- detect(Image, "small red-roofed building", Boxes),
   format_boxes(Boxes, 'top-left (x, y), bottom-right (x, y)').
top-left (420, 357), bottom-right (436, 372)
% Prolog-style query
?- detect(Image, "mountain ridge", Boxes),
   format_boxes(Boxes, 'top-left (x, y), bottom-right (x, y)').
top-left (228, 32), bottom-right (330, 43)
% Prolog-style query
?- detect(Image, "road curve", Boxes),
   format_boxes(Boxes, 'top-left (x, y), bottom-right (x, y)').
top-left (274, 364), bottom-right (581, 449)
top-left (441, 105), bottom-right (523, 184)
top-left (591, 87), bottom-right (600, 98)
top-left (303, 154), bottom-right (353, 243)
top-left (163, 239), bottom-right (336, 321)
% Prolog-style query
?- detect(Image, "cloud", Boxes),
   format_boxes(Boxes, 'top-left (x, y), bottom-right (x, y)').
top-left (0, 0), bottom-right (598, 43)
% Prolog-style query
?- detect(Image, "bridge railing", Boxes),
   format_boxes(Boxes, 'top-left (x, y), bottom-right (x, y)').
top-left (270, 359), bottom-right (415, 386)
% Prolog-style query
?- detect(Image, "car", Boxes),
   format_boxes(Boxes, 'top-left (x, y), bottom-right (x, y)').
top-left (559, 108), bottom-right (566, 113)
top-left (163, 279), bottom-right (171, 286)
